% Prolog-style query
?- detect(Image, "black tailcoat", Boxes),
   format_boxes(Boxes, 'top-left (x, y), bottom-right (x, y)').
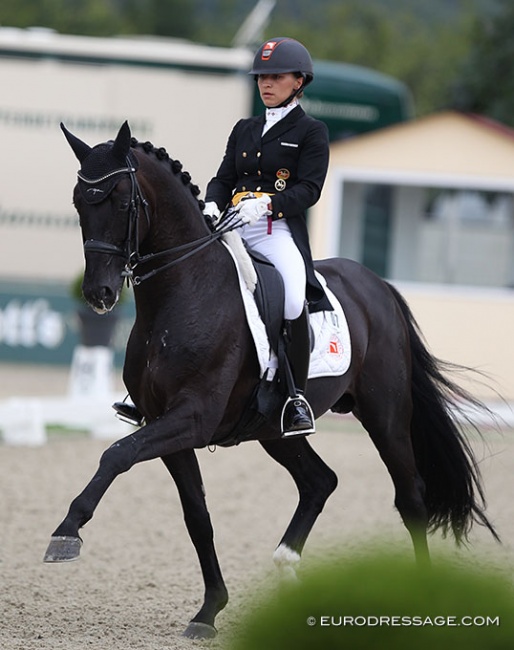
top-left (205, 105), bottom-right (332, 313)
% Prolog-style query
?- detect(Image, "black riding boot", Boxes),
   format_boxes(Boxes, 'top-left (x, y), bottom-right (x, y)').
top-left (112, 399), bottom-right (145, 427)
top-left (281, 306), bottom-right (315, 437)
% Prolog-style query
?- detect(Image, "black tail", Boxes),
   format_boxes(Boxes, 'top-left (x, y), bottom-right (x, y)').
top-left (386, 282), bottom-right (499, 544)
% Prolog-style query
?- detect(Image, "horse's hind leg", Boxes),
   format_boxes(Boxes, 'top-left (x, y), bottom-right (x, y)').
top-left (160, 450), bottom-right (228, 639)
top-left (358, 399), bottom-right (430, 564)
top-left (260, 437), bottom-right (338, 578)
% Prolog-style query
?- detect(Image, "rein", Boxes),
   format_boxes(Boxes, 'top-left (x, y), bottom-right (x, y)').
top-left (82, 163), bottom-right (244, 286)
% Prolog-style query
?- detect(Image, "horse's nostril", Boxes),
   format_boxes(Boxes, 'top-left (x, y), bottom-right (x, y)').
top-left (97, 286), bottom-right (118, 311)
top-left (101, 286), bottom-right (115, 302)
top-left (82, 284), bottom-right (118, 312)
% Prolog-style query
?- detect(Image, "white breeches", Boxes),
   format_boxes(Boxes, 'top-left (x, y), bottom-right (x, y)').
top-left (240, 218), bottom-right (306, 320)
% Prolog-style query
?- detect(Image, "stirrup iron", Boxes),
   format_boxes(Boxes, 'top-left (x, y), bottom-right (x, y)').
top-left (281, 394), bottom-right (316, 438)
top-left (112, 401), bottom-right (145, 427)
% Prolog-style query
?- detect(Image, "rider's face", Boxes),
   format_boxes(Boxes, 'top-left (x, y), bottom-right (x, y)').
top-left (257, 73), bottom-right (303, 108)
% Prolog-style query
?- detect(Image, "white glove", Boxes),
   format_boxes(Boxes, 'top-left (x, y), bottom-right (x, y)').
top-left (237, 194), bottom-right (272, 226)
top-left (203, 201), bottom-right (221, 226)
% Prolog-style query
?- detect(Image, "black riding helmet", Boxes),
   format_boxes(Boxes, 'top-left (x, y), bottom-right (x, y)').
top-left (249, 37), bottom-right (314, 107)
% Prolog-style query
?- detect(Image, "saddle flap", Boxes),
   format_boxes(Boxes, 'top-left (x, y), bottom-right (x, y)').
top-left (249, 248), bottom-right (285, 355)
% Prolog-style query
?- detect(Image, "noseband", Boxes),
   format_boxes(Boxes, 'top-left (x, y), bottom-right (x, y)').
top-left (79, 159), bottom-right (243, 286)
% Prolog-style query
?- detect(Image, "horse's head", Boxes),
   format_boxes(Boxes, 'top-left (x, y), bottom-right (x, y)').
top-left (63, 121), bottom-right (214, 311)
top-left (62, 121), bottom-right (141, 313)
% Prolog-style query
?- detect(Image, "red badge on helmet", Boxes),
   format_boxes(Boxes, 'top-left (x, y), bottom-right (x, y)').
top-left (261, 41), bottom-right (278, 60)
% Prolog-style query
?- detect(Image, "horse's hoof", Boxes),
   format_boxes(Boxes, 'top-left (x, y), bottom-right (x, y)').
top-left (43, 536), bottom-right (82, 562)
top-left (182, 622), bottom-right (217, 639)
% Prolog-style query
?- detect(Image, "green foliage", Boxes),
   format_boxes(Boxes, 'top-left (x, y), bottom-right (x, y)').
top-left (228, 550), bottom-right (514, 650)
top-left (70, 271), bottom-right (86, 303)
top-left (1, 0), bottom-right (120, 36)
top-left (0, 0), bottom-right (506, 120)
top-left (0, 0), bottom-right (197, 37)
top-left (449, 0), bottom-right (514, 126)
top-left (269, 1), bottom-right (479, 116)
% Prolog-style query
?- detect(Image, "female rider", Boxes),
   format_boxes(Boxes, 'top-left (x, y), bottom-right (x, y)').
top-left (203, 37), bottom-right (332, 436)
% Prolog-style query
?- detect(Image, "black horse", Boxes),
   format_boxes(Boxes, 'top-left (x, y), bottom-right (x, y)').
top-left (45, 122), bottom-right (498, 639)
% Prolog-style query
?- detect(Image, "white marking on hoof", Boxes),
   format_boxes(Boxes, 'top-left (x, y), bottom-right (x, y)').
top-left (273, 544), bottom-right (301, 582)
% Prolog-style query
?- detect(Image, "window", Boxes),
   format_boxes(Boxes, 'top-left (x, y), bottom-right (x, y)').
top-left (338, 182), bottom-right (514, 287)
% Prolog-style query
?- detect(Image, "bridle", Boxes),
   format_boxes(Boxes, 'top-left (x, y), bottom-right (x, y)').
top-left (81, 165), bottom-right (143, 263)
top-left (79, 161), bottom-right (243, 286)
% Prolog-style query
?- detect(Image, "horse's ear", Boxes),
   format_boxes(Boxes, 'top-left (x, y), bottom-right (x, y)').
top-left (60, 122), bottom-right (92, 163)
top-left (112, 121), bottom-right (132, 160)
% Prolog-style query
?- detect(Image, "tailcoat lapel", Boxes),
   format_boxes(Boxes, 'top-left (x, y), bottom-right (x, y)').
top-left (248, 115), bottom-right (265, 149)
top-left (261, 105), bottom-right (304, 144)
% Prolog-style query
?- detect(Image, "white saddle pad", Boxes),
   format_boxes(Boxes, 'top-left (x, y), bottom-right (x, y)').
top-left (309, 272), bottom-right (352, 378)
top-left (223, 241), bottom-right (351, 380)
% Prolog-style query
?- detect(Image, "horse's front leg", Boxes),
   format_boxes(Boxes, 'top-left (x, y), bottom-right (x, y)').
top-left (161, 450), bottom-right (228, 639)
top-left (43, 412), bottom-right (208, 562)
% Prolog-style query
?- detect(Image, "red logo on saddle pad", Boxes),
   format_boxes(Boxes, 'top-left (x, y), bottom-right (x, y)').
top-left (328, 335), bottom-right (343, 356)
top-left (261, 41), bottom-right (278, 60)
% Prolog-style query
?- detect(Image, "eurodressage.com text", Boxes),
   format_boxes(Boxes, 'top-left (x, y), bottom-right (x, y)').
top-left (306, 615), bottom-right (500, 627)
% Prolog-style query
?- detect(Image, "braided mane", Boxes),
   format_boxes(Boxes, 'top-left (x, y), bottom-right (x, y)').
top-left (130, 137), bottom-right (205, 211)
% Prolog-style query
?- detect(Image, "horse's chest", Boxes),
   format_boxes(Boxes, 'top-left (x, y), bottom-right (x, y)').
top-left (132, 327), bottom-right (198, 373)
